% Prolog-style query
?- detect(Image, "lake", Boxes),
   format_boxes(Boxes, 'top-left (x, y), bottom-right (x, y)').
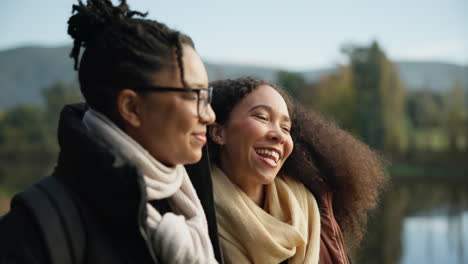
top-left (356, 179), bottom-right (468, 264)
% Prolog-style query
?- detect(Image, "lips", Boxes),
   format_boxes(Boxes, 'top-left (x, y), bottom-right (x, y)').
top-left (254, 147), bottom-right (281, 168)
top-left (192, 132), bottom-right (207, 144)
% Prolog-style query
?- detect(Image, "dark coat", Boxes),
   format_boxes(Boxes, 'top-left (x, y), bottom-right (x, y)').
top-left (0, 103), bottom-right (223, 264)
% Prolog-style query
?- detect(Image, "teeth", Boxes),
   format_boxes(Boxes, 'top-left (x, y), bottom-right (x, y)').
top-left (263, 157), bottom-right (277, 166)
top-left (255, 148), bottom-right (280, 162)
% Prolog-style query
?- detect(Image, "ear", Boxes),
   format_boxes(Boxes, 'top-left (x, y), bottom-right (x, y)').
top-left (117, 89), bottom-right (142, 128)
top-left (209, 123), bottom-right (226, 145)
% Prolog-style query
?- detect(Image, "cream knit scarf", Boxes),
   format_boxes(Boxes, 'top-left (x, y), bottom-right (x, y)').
top-left (212, 166), bottom-right (321, 264)
top-left (83, 109), bottom-right (217, 264)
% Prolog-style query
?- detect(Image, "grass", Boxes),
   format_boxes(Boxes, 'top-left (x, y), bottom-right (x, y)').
top-left (410, 127), bottom-right (466, 152)
top-left (390, 162), bottom-right (466, 182)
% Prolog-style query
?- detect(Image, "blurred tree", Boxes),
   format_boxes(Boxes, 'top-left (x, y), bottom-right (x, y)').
top-left (0, 105), bottom-right (54, 190)
top-left (42, 81), bottom-right (81, 153)
top-left (379, 53), bottom-right (408, 154)
top-left (443, 79), bottom-right (466, 153)
top-left (0, 105), bottom-right (49, 157)
top-left (406, 89), bottom-right (445, 153)
top-left (276, 70), bottom-right (307, 99)
top-left (407, 89), bottom-right (443, 128)
top-left (0, 81), bottom-right (81, 193)
top-left (303, 66), bottom-right (357, 130)
top-left (343, 41), bottom-right (408, 155)
top-left (294, 41), bottom-right (408, 155)
top-left (42, 81), bottom-right (81, 127)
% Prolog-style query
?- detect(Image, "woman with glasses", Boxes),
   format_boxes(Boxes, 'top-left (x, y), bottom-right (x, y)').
top-left (207, 77), bottom-right (388, 264)
top-left (0, 0), bottom-right (221, 263)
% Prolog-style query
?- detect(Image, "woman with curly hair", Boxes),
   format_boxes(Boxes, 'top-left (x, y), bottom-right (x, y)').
top-left (0, 0), bottom-right (222, 263)
top-left (208, 76), bottom-right (388, 264)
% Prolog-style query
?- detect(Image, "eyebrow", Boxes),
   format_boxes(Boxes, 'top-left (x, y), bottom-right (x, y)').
top-left (248, 105), bottom-right (291, 122)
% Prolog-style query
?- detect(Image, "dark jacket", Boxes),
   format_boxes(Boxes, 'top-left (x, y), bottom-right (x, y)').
top-left (0, 103), bottom-right (223, 264)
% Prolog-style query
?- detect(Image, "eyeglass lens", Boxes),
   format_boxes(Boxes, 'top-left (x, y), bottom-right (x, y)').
top-left (197, 88), bottom-right (212, 118)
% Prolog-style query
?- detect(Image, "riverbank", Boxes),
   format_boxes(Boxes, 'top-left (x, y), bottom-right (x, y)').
top-left (390, 162), bottom-right (466, 183)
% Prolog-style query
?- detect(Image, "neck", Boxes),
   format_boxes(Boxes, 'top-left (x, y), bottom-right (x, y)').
top-left (125, 126), bottom-right (176, 168)
top-left (219, 161), bottom-right (265, 207)
top-left (244, 184), bottom-right (265, 207)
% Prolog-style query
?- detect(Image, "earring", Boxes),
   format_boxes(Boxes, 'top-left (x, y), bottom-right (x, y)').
top-left (215, 136), bottom-right (223, 144)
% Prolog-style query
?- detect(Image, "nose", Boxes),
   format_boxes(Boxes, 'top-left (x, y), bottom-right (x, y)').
top-left (200, 104), bottom-right (216, 125)
top-left (267, 127), bottom-right (286, 144)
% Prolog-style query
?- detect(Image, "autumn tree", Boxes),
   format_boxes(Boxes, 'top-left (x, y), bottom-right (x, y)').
top-left (303, 65), bottom-right (357, 130)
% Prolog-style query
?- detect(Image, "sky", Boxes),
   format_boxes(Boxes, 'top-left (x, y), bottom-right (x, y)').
top-left (1, 0), bottom-right (467, 70)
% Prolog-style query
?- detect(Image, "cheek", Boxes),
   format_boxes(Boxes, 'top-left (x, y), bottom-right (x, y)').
top-left (224, 121), bottom-right (258, 153)
top-left (180, 115), bottom-right (197, 134)
top-left (175, 104), bottom-right (198, 134)
top-left (283, 136), bottom-right (294, 160)
top-left (237, 120), bottom-right (265, 139)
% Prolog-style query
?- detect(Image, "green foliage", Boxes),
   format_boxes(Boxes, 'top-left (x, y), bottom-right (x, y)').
top-left (0, 105), bottom-right (49, 154)
top-left (408, 127), bottom-right (450, 152)
top-left (344, 41), bottom-right (408, 154)
top-left (276, 41), bottom-right (467, 161)
top-left (276, 70), bottom-right (307, 98)
top-left (303, 66), bottom-right (357, 130)
top-left (442, 79), bottom-right (467, 153)
top-left (407, 89), bottom-right (444, 127)
top-left (405, 79), bottom-right (467, 155)
top-left (298, 41), bottom-right (409, 155)
top-left (0, 81), bottom-right (81, 192)
top-left (42, 81), bottom-right (81, 126)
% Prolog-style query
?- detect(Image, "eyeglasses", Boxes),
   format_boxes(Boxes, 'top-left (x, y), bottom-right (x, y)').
top-left (134, 86), bottom-right (213, 118)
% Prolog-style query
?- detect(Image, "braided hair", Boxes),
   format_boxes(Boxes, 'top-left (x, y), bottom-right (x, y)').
top-left (67, 0), bottom-right (194, 121)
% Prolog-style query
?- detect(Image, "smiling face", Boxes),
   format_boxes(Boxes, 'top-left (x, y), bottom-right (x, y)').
top-left (122, 45), bottom-right (215, 166)
top-left (214, 85), bottom-right (294, 189)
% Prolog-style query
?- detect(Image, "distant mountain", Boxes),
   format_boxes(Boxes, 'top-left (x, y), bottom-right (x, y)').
top-left (205, 62), bottom-right (282, 82)
top-left (0, 46), bottom-right (76, 110)
top-left (0, 45), bottom-right (466, 110)
top-left (396, 61), bottom-right (468, 91)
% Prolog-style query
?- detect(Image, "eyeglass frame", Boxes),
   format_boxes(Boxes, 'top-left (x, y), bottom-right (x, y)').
top-left (133, 86), bottom-right (213, 118)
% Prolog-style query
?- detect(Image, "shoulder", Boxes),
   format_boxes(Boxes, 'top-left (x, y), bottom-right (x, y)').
top-left (0, 204), bottom-right (49, 264)
top-left (280, 175), bottom-right (306, 192)
top-left (278, 175), bottom-right (318, 205)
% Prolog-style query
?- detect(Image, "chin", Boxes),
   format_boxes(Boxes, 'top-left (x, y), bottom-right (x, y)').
top-left (255, 171), bottom-right (277, 185)
top-left (183, 150), bottom-right (203, 165)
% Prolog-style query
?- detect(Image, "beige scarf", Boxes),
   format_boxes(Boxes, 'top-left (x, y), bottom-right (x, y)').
top-left (83, 109), bottom-right (217, 264)
top-left (212, 166), bottom-right (321, 264)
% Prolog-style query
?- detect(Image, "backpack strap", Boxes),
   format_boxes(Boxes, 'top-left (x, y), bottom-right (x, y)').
top-left (12, 176), bottom-right (85, 264)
